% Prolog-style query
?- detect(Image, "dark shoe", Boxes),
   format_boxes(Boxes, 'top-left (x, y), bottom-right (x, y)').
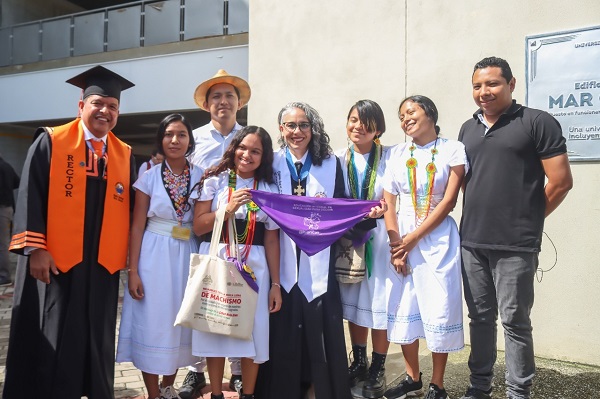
top-left (229, 373), bottom-right (242, 392)
top-left (383, 372), bottom-right (423, 399)
top-left (460, 386), bottom-right (492, 399)
top-left (210, 394), bottom-right (224, 399)
top-left (0, 278), bottom-right (12, 287)
top-left (178, 371), bottom-right (207, 399)
top-left (425, 383), bottom-right (448, 399)
top-left (240, 394), bottom-right (255, 399)
top-left (348, 344), bottom-right (369, 387)
top-left (362, 352), bottom-right (386, 398)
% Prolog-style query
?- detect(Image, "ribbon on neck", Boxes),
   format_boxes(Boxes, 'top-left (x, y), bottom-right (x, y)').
top-left (285, 149), bottom-right (312, 183)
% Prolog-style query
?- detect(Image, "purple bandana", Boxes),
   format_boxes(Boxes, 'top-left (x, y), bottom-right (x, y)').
top-left (249, 190), bottom-right (379, 256)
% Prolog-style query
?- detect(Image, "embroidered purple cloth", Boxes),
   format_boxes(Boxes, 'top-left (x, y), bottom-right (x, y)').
top-left (249, 190), bottom-right (379, 256)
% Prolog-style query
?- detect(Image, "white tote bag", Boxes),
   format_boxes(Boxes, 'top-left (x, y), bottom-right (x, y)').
top-left (174, 206), bottom-right (258, 340)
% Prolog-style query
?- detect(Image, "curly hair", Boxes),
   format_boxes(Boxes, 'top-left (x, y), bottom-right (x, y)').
top-left (277, 102), bottom-right (332, 166)
top-left (198, 126), bottom-right (274, 193)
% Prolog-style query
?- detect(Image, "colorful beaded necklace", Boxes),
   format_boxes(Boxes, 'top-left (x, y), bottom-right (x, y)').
top-left (348, 141), bottom-right (381, 201)
top-left (347, 141), bottom-right (381, 278)
top-left (406, 138), bottom-right (438, 226)
top-left (161, 161), bottom-right (191, 224)
top-left (226, 169), bottom-right (259, 268)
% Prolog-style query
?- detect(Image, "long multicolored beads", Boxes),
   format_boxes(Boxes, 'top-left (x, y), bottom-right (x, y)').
top-left (163, 163), bottom-right (190, 223)
top-left (406, 139), bottom-right (438, 226)
top-left (227, 169), bottom-right (258, 277)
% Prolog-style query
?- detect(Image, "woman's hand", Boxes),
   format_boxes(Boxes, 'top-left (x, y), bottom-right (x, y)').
top-left (396, 232), bottom-right (419, 255)
top-left (390, 232), bottom-right (419, 258)
top-left (128, 271), bottom-right (145, 300)
top-left (389, 238), bottom-right (404, 258)
top-left (367, 199), bottom-right (387, 219)
top-left (268, 284), bottom-right (282, 313)
top-left (391, 252), bottom-right (411, 276)
top-left (226, 188), bottom-right (252, 214)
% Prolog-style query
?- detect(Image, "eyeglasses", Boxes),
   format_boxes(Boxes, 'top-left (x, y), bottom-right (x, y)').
top-left (281, 122), bottom-right (312, 132)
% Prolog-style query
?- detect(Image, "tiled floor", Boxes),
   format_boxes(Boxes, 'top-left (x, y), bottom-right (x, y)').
top-left (0, 268), bottom-right (243, 399)
top-left (0, 264), bottom-right (405, 398)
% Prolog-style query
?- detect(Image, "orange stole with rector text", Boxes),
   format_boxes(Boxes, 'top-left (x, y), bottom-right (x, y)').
top-left (47, 119), bottom-right (131, 274)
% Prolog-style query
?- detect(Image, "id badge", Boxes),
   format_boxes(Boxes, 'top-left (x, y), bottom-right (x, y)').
top-left (171, 225), bottom-right (191, 241)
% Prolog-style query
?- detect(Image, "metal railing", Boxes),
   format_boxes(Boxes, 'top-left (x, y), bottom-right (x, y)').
top-left (0, 0), bottom-right (248, 67)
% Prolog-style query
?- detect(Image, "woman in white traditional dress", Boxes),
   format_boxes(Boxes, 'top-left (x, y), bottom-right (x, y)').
top-left (191, 126), bottom-right (282, 399)
top-left (116, 113), bottom-right (200, 399)
top-left (336, 100), bottom-right (394, 399)
top-left (382, 95), bottom-right (467, 399)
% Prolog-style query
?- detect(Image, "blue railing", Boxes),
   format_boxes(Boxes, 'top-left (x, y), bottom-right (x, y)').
top-left (0, 0), bottom-right (248, 67)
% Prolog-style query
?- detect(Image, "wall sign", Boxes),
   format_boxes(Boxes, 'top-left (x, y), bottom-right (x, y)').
top-left (526, 25), bottom-right (600, 161)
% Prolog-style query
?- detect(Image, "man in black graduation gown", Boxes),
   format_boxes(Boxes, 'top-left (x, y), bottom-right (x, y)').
top-left (3, 66), bottom-right (136, 399)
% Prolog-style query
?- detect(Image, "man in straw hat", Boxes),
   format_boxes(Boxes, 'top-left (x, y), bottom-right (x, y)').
top-left (188, 69), bottom-right (251, 170)
top-left (181, 69), bottom-right (251, 399)
top-left (3, 65), bottom-right (136, 399)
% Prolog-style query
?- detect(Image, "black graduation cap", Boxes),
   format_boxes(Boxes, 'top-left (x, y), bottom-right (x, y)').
top-left (66, 65), bottom-right (134, 101)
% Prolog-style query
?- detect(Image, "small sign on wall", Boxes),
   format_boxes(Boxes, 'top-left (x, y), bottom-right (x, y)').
top-left (526, 25), bottom-right (600, 161)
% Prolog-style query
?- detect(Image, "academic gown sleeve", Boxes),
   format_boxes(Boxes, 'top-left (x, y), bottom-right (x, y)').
top-left (333, 156), bottom-right (345, 199)
top-left (10, 130), bottom-right (52, 255)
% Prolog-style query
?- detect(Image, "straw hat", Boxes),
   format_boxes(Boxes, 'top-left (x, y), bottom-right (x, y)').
top-left (193, 69), bottom-right (251, 111)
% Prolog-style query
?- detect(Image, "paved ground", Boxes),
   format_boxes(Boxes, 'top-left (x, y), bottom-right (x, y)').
top-left (0, 256), bottom-right (598, 398)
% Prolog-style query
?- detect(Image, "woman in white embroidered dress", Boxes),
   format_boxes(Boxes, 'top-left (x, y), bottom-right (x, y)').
top-left (336, 100), bottom-right (394, 399)
top-left (382, 96), bottom-right (467, 399)
top-left (191, 126), bottom-right (282, 399)
top-left (117, 113), bottom-right (200, 399)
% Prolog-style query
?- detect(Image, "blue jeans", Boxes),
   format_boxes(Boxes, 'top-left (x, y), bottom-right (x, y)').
top-left (461, 247), bottom-right (537, 399)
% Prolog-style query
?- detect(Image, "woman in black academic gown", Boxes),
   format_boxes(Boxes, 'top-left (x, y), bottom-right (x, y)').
top-left (256, 101), bottom-right (350, 399)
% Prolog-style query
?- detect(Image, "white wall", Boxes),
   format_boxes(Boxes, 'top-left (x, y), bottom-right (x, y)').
top-left (248, 0), bottom-right (600, 365)
top-left (248, 2), bottom-right (406, 146)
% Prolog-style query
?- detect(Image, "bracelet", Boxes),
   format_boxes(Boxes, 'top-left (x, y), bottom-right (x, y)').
top-left (225, 209), bottom-right (234, 215)
top-left (271, 282), bottom-right (281, 288)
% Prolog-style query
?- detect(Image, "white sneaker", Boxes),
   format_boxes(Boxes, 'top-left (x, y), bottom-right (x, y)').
top-left (160, 385), bottom-right (180, 399)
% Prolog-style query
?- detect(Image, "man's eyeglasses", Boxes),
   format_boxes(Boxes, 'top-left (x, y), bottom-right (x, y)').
top-left (281, 122), bottom-right (312, 132)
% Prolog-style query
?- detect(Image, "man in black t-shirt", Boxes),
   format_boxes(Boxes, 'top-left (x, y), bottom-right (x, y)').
top-left (458, 57), bottom-right (573, 399)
